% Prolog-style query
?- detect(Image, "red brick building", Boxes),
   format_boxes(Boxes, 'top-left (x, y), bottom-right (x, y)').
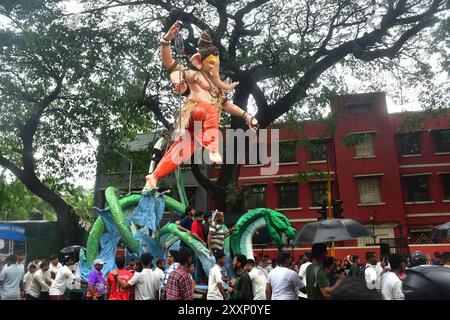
top-left (210, 92), bottom-right (450, 258)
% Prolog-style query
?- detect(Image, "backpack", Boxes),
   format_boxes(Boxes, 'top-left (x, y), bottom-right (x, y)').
top-left (312, 265), bottom-right (323, 288)
top-left (360, 265), bottom-right (369, 280)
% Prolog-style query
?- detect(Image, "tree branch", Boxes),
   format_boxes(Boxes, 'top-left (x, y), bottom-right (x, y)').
top-left (19, 77), bottom-right (63, 174)
top-left (256, 0), bottom-right (445, 127)
top-left (0, 153), bottom-right (25, 181)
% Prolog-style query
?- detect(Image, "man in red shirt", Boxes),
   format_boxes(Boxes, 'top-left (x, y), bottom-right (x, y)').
top-left (191, 211), bottom-right (206, 243)
top-left (106, 256), bottom-right (134, 300)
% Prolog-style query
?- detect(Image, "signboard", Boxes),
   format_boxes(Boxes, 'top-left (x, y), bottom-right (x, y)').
top-left (0, 224), bottom-right (25, 234)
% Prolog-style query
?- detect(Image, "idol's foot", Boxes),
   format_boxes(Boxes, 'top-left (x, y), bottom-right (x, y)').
top-left (209, 151), bottom-right (223, 164)
top-left (145, 174), bottom-right (158, 189)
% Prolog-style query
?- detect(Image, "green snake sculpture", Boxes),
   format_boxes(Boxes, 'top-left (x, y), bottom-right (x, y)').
top-left (86, 187), bottom-right (185, 266)
top-left (229, 208), bottom-right (298, 259)
top-left (84, 188), bottom-right (297, 273)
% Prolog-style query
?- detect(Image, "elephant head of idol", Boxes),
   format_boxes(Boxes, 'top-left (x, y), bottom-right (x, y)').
top-left (263, 210), bottom-right (298, 248)
top-left (190, 31), bottom-right (238, 91)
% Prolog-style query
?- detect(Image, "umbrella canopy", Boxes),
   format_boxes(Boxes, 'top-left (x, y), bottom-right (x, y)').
top-left (430, 221), bottom-right (450, 239)
top-left (403, 265), bottom-right (450, 300)
top-left (293, 219), bottom-right (373, 245)
top-left (60, 245), bottom-right (85, 254)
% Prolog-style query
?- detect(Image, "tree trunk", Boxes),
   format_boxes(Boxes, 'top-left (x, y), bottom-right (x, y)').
top-left (15, 171), bottom-right (84, 246)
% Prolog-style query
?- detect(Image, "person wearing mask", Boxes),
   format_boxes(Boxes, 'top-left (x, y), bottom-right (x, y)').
top-left (245, 258), bottom-right (267, 300)
top-left (228, 254), bottom-right (253, 300)
top-left (86, 259), bottom-right (106, 300)
top-left (106, 256), bottom-right (134, 300)
top-left (26, 259), bottom-right (53, 300)
top-left (49, 256), bottom-right (86, 300)
top-left (23, 264), bottom-right (37, 295)
top-left (164, 247), bottom-right (194, 300)
top-left (349, 255), bottom-right (361, 278)
top-left (114, 253), bottom-right (161, 300)
top-left (208, 211), bottom-right (235, 252)
top-left (266, 251), bottom-right (305, 300)
top-left (207, 249), bottom-right (228, 300)
top-left (298, 252), bottom-right (312, 299)
top-left (305, 243), bottom-right (344, 300)
top-left (380, 253), bottom-right (406, 300)
top-left (48, 254), bottom-right (62, 279)
top-left (0, 253), bottom-right (25, 300)
top-left (363, 252), bottom-right (378, 290)
top-left (265, 259), bottom-right (274, 273)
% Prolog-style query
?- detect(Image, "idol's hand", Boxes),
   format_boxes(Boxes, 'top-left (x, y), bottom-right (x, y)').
top-left (164, 20), bottom-right (181, 41)
top-left (245, 114), bottom-right (259, 132)
top-left (227, 81), bottom-right (239, 90)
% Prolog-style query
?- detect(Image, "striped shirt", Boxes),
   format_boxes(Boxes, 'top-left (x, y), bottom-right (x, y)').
top-left (209, 223), bottom-right (225, 251)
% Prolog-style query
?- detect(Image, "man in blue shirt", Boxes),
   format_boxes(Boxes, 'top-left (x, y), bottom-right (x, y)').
top-left (0, 252), bottom-right (25, 300)
top-left (179, 206), bottom-right (195, 231)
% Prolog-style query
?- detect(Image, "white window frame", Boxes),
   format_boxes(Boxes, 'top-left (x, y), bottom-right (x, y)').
top-left (357, 176), bottom-right (381, 204)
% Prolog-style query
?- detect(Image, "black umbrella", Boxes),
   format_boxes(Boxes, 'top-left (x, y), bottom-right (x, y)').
top-left (403, 265), bottom-right (450, 300)
top-left (60, 245), bottom-right (85, 254)
top-left (430, 221), bottom-right (450, 239)
top-left (293, 219), bottom-right (373, 245)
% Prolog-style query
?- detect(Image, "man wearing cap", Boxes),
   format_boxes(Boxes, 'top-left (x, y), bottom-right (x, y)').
top-left (207, 249), bottom-right (228, 300)
top-left (86, 259), bottom-right (106, 300)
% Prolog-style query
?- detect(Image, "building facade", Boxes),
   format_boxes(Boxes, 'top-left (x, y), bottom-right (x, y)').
top-left (210, 92), bottom-right (450, 254)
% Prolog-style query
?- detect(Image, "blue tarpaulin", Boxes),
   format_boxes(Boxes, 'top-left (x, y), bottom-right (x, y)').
top-left (0, 223), bottom-right (27, 242)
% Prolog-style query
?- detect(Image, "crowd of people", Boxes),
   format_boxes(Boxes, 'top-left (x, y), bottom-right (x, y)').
top-left (1, 204), bottom-right (449, 301)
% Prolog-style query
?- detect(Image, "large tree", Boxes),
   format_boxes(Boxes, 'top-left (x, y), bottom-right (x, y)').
top-left (0, 1), bottom-right (163, 243)
top-left (76, 0), bottom-right (449, 212)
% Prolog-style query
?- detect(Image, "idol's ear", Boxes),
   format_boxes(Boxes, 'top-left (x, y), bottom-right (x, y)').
top-left (190, 53), bottom-right (202, 70)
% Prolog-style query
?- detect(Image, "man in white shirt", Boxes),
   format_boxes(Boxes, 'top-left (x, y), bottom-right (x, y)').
top-left (207, 249), bottom-right (228, 300)
top-left (115, 253), bottom-right (161, 300)
top-left (0, 252), bottom-right (25, 300)
top-left (245, 259), bottom-right (267, 300)
top-left (364, 252), bottom-right (378, 290)
top-left (375, 258), bottom-right (390, 290)
top-left (23, 264), bottom-right (37, 294)
top-left (381, 253), bottom-right (406, 300)
top-left (49, 254), bottom-right (62, 279)
top-left (49, 256), bottom-right (86, 300)
top-left (266, 251), bottom-right (306, 300)
top-left (154, 259), bottom-right (165, 284)
top-left (26, 260), bottom-right (53, 300)
top-left (298, 252), bottom-right (312, 299)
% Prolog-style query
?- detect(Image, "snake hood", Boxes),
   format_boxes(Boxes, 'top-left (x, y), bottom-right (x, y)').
top-left (229, 208), bottom-right (297, 259)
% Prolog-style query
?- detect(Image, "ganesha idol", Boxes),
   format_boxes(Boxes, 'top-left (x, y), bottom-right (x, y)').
top-left (145, 20), bottom-right (259, 189)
